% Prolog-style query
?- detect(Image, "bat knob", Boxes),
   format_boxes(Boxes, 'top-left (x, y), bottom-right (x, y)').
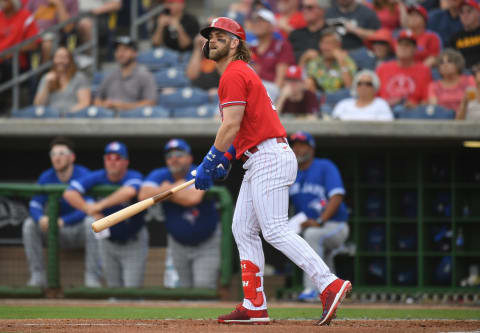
top-left (191, 169), bottom-right (197, 177)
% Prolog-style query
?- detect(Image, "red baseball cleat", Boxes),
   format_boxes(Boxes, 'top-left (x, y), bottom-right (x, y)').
top-left (218, 304), bottom-right (270, 324)
top-left (317, 279), bottom-right (352, 326)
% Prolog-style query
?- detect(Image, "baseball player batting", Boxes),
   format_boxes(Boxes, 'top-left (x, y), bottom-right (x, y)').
top-left (193, 17), bottom-right (351, 326)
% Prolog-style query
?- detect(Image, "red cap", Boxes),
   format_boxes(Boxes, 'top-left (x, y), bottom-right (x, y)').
top-left (397, 29), bottom-right (417, 44)
top-left (200, 17), bottom-right (246, 41)
top-left (366, 28), bottom-right (394, 50)
top-left (462, 0), bottom-right (480, 11)
top-left (407, 4), bottom-right (428, 22)
top-left (285, 65), bottom-right (303, 80)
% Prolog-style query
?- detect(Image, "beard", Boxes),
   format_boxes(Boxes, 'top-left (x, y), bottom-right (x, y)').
top-left (209, 45), bottom-right (229, 61)
top-left (296, 152), bottom-right (313, 165)
top-left (168, 165), bottom-right (189, 175)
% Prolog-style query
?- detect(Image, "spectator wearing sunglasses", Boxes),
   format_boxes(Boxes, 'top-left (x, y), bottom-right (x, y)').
top-left (138, 139), bottom-right (221, 289)
top-left (23, 137), bottom-right (101, 287)
top-left (332, 70), bottom-right (393, 120)
top-left (289, 0), bottom-right (330, 63)
top-left (428, 49), bottom-right (474, 113)
top-left (64, 141), bottom-right (147, 288)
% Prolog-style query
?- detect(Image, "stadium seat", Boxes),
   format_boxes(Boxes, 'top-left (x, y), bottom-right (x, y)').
top-left (348, 47), bottom-right (376, 71)
top-left (158, 87), bottom-right (210, 108)
top-left (64, 106), bottom-right (115, 118)
top-left (11, 106), bottom-right (61, 118)
top-left (321, 88), bottom-right (352, 115)
top-left (137, 48), bottom-right (179, 71)
top-left (396, 105), bottom-right (455, 120)
top-left (177, 51), bottom-right (192, 68)
top-left (118, 106), bottom-right (170, 118)
top-left (171, 104), bottom-right (217, 118)
top-left (153, 67), bottom-right (190, 88)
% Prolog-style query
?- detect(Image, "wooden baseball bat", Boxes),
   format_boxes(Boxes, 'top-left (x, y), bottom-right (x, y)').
top-left (91, 171), bottom-right (196, 233)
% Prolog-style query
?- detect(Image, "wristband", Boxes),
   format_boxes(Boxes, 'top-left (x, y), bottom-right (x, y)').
top-left (224, 145), bottom-right (236, 161)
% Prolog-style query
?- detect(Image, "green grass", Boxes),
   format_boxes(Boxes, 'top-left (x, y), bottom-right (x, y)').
top-left (0, 306), bottom-right (479, 320)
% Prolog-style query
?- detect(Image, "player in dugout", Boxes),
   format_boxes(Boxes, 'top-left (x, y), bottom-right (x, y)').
top-left (288, 131), bottom-right (349, 302)
top-left (63, 141), bottom-right (147, 288)
top-left (192, 17), bottom-right (351, 326)
top-left (138, 138), bottom-right (221, 289)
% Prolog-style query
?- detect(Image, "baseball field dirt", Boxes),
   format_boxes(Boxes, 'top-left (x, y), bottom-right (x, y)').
top-left (0, 300), bottom-right (479, 333)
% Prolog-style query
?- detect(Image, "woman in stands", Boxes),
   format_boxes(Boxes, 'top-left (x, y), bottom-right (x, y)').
top-left (34, 47), bottom-right (91, 115)
top-left (365, 0), bottom-right (407, 31)
top-left (332, 70), bottom-right (393, 121)
top-left (457, 62), bottom-right (480, 120)
top-left (427, 49), bottom-right (475, 114)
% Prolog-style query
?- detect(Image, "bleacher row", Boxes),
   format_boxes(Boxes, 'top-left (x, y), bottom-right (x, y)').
top-left (12, 47), bottom-right (220, 119)
top-left (11, 45), bottom-right (456, 120)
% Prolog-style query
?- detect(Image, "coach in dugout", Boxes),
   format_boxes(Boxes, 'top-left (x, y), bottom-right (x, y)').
top-left (23, 136), bottom-right (101, 288)
top-left (288, 131), bottom-right (349, 302)
top-left (138, 139), bottom-right (221, 289)
top-left (64, 141), bottom-right (147, 288)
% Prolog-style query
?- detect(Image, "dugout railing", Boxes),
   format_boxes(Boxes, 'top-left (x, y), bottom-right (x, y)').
top-left (0, 183), bottom-right (233, 299)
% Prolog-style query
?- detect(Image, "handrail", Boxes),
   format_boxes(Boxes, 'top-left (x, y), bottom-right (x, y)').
top-left (0, 11), bottom-right (99, 114)
top-left (130, 1), bottom-right (165, 41)
top-left (0, 183), bottom-right (234, 292)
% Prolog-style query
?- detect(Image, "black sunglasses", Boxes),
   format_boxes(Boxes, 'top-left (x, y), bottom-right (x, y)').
top-left (357, 81), bottom-right (374, 87)
top-left (302, 4), bottom-right (318, 10)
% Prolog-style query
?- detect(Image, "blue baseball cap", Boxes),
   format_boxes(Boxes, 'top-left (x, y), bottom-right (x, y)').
top-left (104, 141), bottom-right (129, 159)
top-left (164, 138), bottom-right (191, 154)
top-left (289, 131), bottom-right (316, 148)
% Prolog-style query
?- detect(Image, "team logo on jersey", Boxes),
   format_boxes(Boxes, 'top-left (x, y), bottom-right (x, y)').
top-left (182, 208), bottom-right (200, 225)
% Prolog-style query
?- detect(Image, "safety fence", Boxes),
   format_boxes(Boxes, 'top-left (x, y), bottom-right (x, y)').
top-left (0, 183), bottom-right (233, 299)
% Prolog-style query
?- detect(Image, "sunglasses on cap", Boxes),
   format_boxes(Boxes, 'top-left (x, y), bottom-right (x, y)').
top-left (104, 154), bottom-right (124, 162)
top-left (357, 81), bottom-right (374, 87)
top-left (49, 149), bottom-right (71, 157)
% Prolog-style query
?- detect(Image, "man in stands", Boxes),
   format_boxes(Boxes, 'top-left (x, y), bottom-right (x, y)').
top-left (289, 0), bottom-right (329, 62)
top-left (94, 36), bottom-right (157, 112)
top-left (376, 30), bottom-right (432, 108)
top-left (450, 0), bottom-right (480, 69)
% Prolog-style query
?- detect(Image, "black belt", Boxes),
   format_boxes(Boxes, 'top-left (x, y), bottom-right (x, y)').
top-left (241, 137), bottom-right (287, 163)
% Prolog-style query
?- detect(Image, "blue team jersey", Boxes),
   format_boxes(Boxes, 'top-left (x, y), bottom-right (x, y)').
top-left (289, 158), bottom-right (348, 222)
top-left (69, 169), bottom-right (144, 242)
top-left (29, 164), bottom-right (90, 226)
top-left (142, 165), bottom-right (219, 245)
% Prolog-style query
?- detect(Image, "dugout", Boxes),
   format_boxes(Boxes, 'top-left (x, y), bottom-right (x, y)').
top-left (0, 118), bottom-right (479, 299)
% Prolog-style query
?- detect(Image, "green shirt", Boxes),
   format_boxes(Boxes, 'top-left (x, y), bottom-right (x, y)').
top-left (306, 55), bottom-right (356, 93)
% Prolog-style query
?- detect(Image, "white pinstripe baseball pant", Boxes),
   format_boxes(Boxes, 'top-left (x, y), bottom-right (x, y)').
top-left (232, 138), bottom-right (337, 310)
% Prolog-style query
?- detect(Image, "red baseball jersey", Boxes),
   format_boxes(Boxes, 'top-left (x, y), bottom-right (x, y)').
top-left (218, 60), bottom-right (286, 159)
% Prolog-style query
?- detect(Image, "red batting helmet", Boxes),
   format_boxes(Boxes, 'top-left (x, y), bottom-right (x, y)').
top-left (200, 17), bottom-right (246, 41)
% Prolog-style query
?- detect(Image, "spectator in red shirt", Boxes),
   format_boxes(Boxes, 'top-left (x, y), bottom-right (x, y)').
top-left (428, 48), bottom-right (474, 113)
top-left (0, 0), bottom-right (39, 78)
top-left (276, 0), bottom-right (307, 39)
top-left (275, 65), bottom-right (320, 118)
top-left (365, 0), bottom-right (407, 31)
top-left (250, 8), bottom-right (296, 101)
top-left (405, 5), bottom-right (441, 67)
top-left (376, 30), bottom-right (432, 107)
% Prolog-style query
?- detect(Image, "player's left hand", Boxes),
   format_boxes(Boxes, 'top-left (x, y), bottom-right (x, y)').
top-left (301, 219), bottom-right (321, 229)
top-left (194, 162), bottom-right (214, 190)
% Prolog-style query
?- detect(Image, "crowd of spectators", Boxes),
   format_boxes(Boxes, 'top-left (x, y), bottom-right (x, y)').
top-left (3, 0), bottom-right (480, 120)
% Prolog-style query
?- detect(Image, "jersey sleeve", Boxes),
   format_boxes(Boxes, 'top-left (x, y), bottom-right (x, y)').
top-left (123, 170), bottom-right (143, 191)
top-left (324, 161), bottom-right (346, 198)
top-left (219, 70), bottom-right (248, 109)
top-left (142, 168), bottom-right (169, 188)
top-left (61, 210), bottom-right (86, 225)
top-left (68, 170), bottom-right (102, 194)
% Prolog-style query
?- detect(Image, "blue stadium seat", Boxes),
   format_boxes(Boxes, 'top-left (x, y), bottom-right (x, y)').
top-left (153, 67), bottom-right (190, 88)
top-left (348, 47), bottom-right (376, 71)
top-left (321, 88), bottom-right (352, 115)
top-left (64, 106), bottom-right (115, 118)
top-left (118, 106), bottom-right (170, 118)
top-left (396, 105), bottom-right (455, 120)
top-left (177, 51), bottom-right (192, 68)
top-left (171, 104), bottom-right (217, 118)
top-left (158, 87), bottom-right (210, 108)
top-left (137, 48), bottom-right (179, 71)
top-left (11, 106), bottom-right (61, 118)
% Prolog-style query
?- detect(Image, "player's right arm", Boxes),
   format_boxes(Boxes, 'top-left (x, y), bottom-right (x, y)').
top-left (213, 104), bottom-right (245, 151)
